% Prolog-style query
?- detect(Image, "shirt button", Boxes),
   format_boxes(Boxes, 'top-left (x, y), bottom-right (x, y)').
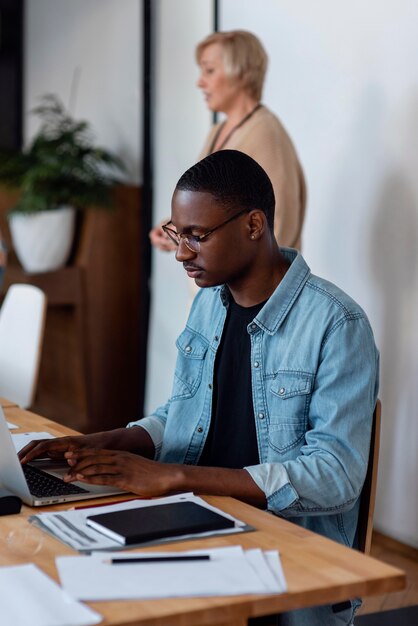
top-left (214, 335), bottom-right (219, 341)
top-left (197, 427), bottom-right (203, 433)
top-left (250, 323), bottom-right (257, 331)
top-left (254, 361), bottom-right (259, 368)
top-left (258, 412), bottom-right (265, 420)
top-left (279, 387), bottom-right (285, 395)
top-left (208, 384), bottom-right (212, 390)
top-left (185, 345), bottom-right (192, 353)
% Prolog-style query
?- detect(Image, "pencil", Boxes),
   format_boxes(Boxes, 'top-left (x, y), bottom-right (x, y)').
top-left (106, 555), bottom-right (211, 564)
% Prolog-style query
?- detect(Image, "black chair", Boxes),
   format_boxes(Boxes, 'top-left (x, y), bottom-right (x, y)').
top-left (357, 400), bottom-right (381, 554)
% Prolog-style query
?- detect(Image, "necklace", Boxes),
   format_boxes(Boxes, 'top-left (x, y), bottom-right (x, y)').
top-left (208, 103), bottom-right (262, 154)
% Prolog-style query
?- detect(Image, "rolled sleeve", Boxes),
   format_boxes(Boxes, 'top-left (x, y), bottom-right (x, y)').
top-left (245, 463), bottom-right (298, 511)
top-left (127, 396), bottom-right (171, 459)
top-left (126, 416), bottom-right (165, 458)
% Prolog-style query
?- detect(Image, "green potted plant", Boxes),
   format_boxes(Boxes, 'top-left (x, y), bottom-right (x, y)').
top-left (0, 94), bottom-right (125, 273)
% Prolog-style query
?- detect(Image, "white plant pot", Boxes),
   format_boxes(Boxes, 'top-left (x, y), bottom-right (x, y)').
top-left (8, 206), bottom-right (76, 273)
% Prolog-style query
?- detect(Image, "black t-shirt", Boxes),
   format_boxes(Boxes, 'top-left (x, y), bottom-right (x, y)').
top-left (198, 296), bottom-right (265, 469)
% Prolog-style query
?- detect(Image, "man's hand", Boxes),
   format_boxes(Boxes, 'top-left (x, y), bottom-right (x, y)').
top-left (19, 433), bottom-right (111, 464)
top-left (19, 427), bottom-right (155, 465)
top-left (63, 449), bottom-right (267, 507)
top-left (63, 449), bottom-right (180, 497)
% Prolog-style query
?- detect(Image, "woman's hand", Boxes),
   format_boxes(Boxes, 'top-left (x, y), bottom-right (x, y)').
top-left (149, 220), bottom-right (177, 252)
top-left (63, 449), bottom-right (181, 497)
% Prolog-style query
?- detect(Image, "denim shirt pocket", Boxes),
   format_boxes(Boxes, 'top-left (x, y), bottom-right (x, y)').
top-left (267, 370), bottom-right (312, 453)
top-left (172, 328), bottom-right (209, 400)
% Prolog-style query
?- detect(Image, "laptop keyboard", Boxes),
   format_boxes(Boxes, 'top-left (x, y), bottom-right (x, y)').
top-left (23, 464), bottom-right (88, 497)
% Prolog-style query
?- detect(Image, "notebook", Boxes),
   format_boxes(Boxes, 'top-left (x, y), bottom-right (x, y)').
top-left (0, 406), bottom-right (124, 506)
top-left (86, 501), bottom-right (235, 545)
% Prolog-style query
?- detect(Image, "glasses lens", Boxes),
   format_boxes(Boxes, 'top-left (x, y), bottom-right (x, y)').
top-left (163, 227), bottom-right (180, 246)
top-left (183, 236), bottom-right (200, 253)
top-left (163, 225), bottom-right (200, 253)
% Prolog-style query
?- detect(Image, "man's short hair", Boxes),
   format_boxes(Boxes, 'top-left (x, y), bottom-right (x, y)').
top-left (175, 150), bottom-right (275, 231)
top-left (196, 30), bottom-right (268, 101)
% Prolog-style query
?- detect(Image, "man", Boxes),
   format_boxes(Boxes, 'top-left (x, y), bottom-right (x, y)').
top-left (21, 150), bottom-right (379, 625)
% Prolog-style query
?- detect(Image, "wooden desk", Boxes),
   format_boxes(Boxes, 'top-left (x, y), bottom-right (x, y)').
top-left (0, 406), bottom-right (406, 626)
top-left (0, 396), bottom-right (17, 408)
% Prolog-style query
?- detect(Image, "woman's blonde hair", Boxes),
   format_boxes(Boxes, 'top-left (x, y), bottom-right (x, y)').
top-left (196, 30), bottom-right (268, 101)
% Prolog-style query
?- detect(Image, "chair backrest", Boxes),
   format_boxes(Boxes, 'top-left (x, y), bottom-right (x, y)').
top-left (0, 284), bottom-right (47, 408)
top-left (357, 399), bottom-right (381, 554)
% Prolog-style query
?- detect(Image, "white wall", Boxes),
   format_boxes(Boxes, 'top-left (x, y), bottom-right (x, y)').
top-left (145, 0), bottom-right (212, 412)
top-left (25, 0), bottom-right (141, 183)
top-left (149, 0), bottom-right (418, 547)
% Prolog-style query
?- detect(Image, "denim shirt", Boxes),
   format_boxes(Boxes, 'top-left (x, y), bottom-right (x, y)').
top-left (130, 248), bottom-right (379, 549)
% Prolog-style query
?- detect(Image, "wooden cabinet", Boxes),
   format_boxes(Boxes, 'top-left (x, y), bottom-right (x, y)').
top-left (0, 186), bottom-right (144, 432)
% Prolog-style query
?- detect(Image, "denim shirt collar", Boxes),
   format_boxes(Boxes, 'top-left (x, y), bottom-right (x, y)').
top-left (219, 247), bottom-right (311, 335)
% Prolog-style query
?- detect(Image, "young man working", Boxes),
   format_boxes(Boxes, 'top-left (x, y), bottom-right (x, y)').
top-left (21, 150), bottom-right (379, 625)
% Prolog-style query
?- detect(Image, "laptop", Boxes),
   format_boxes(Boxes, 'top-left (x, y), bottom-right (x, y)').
top-left (0, 406), bottom-right (125, 506)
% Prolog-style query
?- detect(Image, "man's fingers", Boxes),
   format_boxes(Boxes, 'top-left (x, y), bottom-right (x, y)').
top-left (19, 437), bottom-right (82, 463)
top-left (65, 448), bottom-right (113, 463)
top-left (72, 472), bottom-right (122, 487)
top-left (19, 439), bottom-right (59, 462)
top-left (65, 461), bottom-right (121, 485)
top-left (65, 451), bottom-right (119, 476)
top-left (18, 440), bottom-right (42, 461)
top-left (66, 463), bottom-right (119, 479)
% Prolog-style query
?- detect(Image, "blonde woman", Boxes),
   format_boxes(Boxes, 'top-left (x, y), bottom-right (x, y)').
top-left (150, 30), bottom-right (306, 252)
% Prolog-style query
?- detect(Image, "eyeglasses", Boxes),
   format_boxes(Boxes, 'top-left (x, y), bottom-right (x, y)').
top-left (162, 208), bottom-right (249, 253)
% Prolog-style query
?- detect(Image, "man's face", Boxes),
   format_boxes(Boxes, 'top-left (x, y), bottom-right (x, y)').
top-left (171, 189), bottom-right (254, 289)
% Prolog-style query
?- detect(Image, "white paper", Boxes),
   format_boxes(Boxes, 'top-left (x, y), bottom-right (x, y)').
top-left (56, 546), bottom-right (285, 601)
top-left (12, 431), bottom-right (55, 453)
top-left (7, 421), bottom-right (18, 429)
top-left (30, 492), bottom-right (249, 553)
top-left (0, 563), bottom-right (101, 626)
top-left (264, 550), bottom-right (288, 592)
top-left (245, 549), bottom-right (284, 593)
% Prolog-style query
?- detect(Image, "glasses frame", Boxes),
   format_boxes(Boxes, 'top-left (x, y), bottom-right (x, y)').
top-left (162, 208), bottom-right (250, 253)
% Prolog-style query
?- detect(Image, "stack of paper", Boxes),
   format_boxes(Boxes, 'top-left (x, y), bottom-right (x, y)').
top-left (29, 493), bottom-right (252, 552)
top-left (0, 563), bottom-right (101, 626)
top-left (56, 546), bottom-right (287, 600)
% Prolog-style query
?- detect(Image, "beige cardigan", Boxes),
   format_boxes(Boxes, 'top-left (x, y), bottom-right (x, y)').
top-left (199, 105), bottom-right (306, 250)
